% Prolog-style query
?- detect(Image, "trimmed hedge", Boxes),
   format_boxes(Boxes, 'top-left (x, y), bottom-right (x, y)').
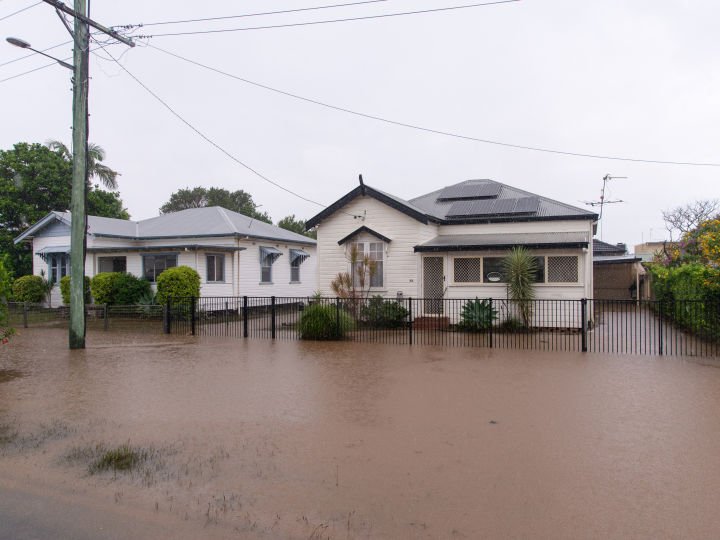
top-left (59, 275), bottom-right (92, 305)
top-left (90, 272), bottom-right (151, 305)
top-left (12, 275), bottom-right (46, 303)
top-left (299, 303), bottom-right (354, 340)
top-left (155, 266), bottom-right (200, 305)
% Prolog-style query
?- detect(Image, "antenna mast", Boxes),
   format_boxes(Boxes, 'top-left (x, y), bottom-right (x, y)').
top-left (583, 174), bottom-right (627, 240)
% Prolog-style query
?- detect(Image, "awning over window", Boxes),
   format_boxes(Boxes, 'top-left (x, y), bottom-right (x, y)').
top-left (36, 245), bottom-right (71, 260)
top-left (414, 232), bottom-right (589, 252)
top-left (259, 246), bottom-right (283, 265)
top-left (289, 248), bottom-right (310, 264)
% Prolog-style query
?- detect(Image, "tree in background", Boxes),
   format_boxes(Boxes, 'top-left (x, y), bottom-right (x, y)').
top-left (46, 140), bottom-right (120, 190)
top-left (88, 186), bottom-right (130, 220)
top-left (662, 199), bottom-right (719, 241)
top-left (277, 214), bottom-right (317, 239)
top-left (0, 142), bottom-right (130, 277)
top-left (0, 258), bottom-right (14, 344)
top-left (160, 186), bottom-right (271, 223)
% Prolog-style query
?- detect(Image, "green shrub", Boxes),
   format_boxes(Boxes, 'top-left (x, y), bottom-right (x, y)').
top-left (458, 298), bottom-right (498, 332)
top-left (114, 273), bottom-right (152, 305)
top-left (12, 275), bottom-right (45, 303)
top-left (90, 272), bottom-right (151, 305)
top-left (155, 266), bottom-right (200, 305)
top-left (299, 303), bottom-right (354, 340)
top-left (360, 295), bottom-right (409, 328)
top-left (59, 275), bottom-right (92, 305)
top-left (647, 263), bottom-right (720, 339)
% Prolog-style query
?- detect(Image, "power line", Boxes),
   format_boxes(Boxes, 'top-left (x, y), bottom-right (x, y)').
top-left (132, 0), bottom-right (393, 28)
top-left (100, 46), bottom-right (329, 209)
top-left (0, 39), bottom-right (72, 68)
top-left (136, 0), bottom-right (521, 38)
top-left (0, 58), bottom-right (62, 83)
top-left (146, 44), bottom-right (720, 168)
top-left (0, 0), bottom-right (41, 22)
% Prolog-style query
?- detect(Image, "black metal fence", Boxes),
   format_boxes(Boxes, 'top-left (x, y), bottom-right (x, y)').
top-left (7, 302), bottom-right (164, 333)
top-left (164, 296), bottom-right (720, 357)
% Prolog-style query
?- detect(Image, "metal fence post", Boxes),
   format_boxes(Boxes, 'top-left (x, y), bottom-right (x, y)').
top-left (335, 297), bottom-right (341, 337)
top-left (658, 300), bottom-right (664, 355)
top-left (243, 296), bottom-right (248, 338)
top-left (23, 301), bottom-right (28, 329)
top-left (408, 297), bottom-right (413, 346)
top-left (271, 296), bottom-right (276, 339)
top-left (489, 297), bottom-right (494, 349)
top-left (581, 298), bottom-right (588, 352)
top-left (104, 303), bottom-right (109, 331)
top-left (163, 298), bottom-right (171, 334)
top-left (191, 296), bottom-right (196, 336)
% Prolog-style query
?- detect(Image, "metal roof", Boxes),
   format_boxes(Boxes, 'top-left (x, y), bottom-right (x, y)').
top-left (15, 207), bottom-right (315, 246)
top-left (414, 231), bottom-right (590, 252)
top-left (409, 179), bottom-right (597, 222)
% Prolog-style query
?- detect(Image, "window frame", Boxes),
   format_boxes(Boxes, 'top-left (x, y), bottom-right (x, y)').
top-left (142, 253), bottom-right (178, 283)
top-left (98, 256), bottom-right (127, 273)
top-left (206, 253), bottom-right (225, 283)
top-left (349, 241), bottom-right (385, 289)
top-left (48, 253), bottom-right (69, 284)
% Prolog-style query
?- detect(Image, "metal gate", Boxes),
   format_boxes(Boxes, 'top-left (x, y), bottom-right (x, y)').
top-left (422, 256), bottom-right (444, 314)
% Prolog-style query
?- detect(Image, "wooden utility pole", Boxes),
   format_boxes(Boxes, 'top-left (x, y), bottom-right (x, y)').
top-left (68, 0), bottom-right (89, 349)
top-left (40, 0), bottom-right (134, 348)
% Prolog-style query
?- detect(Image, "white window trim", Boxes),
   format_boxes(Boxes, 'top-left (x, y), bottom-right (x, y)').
top-left (206, 253), bottom-right (226, 283)
top-left (348, 240), bottom-right (385, 290)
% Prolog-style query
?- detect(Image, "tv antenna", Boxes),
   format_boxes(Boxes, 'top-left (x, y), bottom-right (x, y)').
top-left (582, 174), bottom-right (627, 240)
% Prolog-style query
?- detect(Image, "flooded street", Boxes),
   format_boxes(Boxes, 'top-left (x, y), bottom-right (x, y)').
top-left (2, 328), bottom-right (720, 539)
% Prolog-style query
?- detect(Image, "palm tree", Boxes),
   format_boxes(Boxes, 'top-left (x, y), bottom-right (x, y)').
top-left (46, 140), bottom-right (119, 190)
top-left (503, 246), bottom-right (538, 328)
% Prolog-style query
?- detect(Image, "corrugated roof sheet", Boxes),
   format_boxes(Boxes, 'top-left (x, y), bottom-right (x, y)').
top-left (59, 207), bottom-right (313, 244)
top-left (409, 179), bottom-right (596, 221)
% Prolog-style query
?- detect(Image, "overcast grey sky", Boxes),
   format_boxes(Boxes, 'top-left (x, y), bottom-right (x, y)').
top-left (2, 0), bottom-right (718, 248)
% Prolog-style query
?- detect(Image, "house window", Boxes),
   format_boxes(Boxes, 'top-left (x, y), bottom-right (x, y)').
top-left (206, 254), bottom-right (225, 282)
top-left (143, 254), bottom-right (177, 282)
top-left (350, 242), bottom-right (384, 288)
top-left (454, 257), bottom-right (482, 283)
top-left (483, 256), bottom-right (544, 283)
top-left (98, 256), bottom-right (126, 273)
top-left (49, 253), bottom-right (68, 284)
top-left (289, 249), bottom-right (309, 283)
top-left (548, 256), bottom-right (579, 283)
top-left (260, 247), bottom-right (282, 284)
top-left (482, 257), bottom-right (507, 283)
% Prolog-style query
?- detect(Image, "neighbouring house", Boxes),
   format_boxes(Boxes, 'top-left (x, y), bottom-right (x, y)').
top-left (634, 241), bottom-right (677, 263)
top-left (306, 178), bottom-right (598, 326)
top-left (14, 207), bottom-right (317, 306)
top-left (592, 239), bottom-right (644, 300)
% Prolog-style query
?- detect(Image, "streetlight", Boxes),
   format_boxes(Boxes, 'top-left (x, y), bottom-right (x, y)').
top-left (6, 37), bottom-right (73, 70)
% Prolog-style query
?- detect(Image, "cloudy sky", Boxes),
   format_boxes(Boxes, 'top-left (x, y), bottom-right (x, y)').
top-left (2, 0), bottom-right (718, 248)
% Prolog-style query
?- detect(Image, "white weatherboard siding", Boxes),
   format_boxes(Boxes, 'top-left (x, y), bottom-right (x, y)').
top-left (238, 241), bottom-right (318, 298)
top-left (25, 213), bottom-right (317, 305)
top-left (315, 196), bottom-right (437, 298)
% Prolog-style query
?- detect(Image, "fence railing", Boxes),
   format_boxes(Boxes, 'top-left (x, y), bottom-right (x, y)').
top-left (6, 302), bottom-right (164, 333)
top-left (163, 296), bottom-right (720, 357)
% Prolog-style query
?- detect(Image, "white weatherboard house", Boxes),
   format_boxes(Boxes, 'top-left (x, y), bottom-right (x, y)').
top-left (306, 178), bottom-right (598, 324)
top-left (14, 207), bottom-right (317, 306)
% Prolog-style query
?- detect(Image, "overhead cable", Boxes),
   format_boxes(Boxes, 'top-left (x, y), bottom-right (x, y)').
top-left (146, 44), bottom-right (720, 168)
top-left (135, 0), bottom-right (521, 38)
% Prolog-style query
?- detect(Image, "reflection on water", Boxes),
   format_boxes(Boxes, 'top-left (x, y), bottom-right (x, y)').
top-left (1, 328), bottom-right (720, 539)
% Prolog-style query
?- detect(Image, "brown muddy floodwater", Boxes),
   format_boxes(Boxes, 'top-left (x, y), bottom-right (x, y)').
top-left (1, 328), bottom-right (720, 539)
